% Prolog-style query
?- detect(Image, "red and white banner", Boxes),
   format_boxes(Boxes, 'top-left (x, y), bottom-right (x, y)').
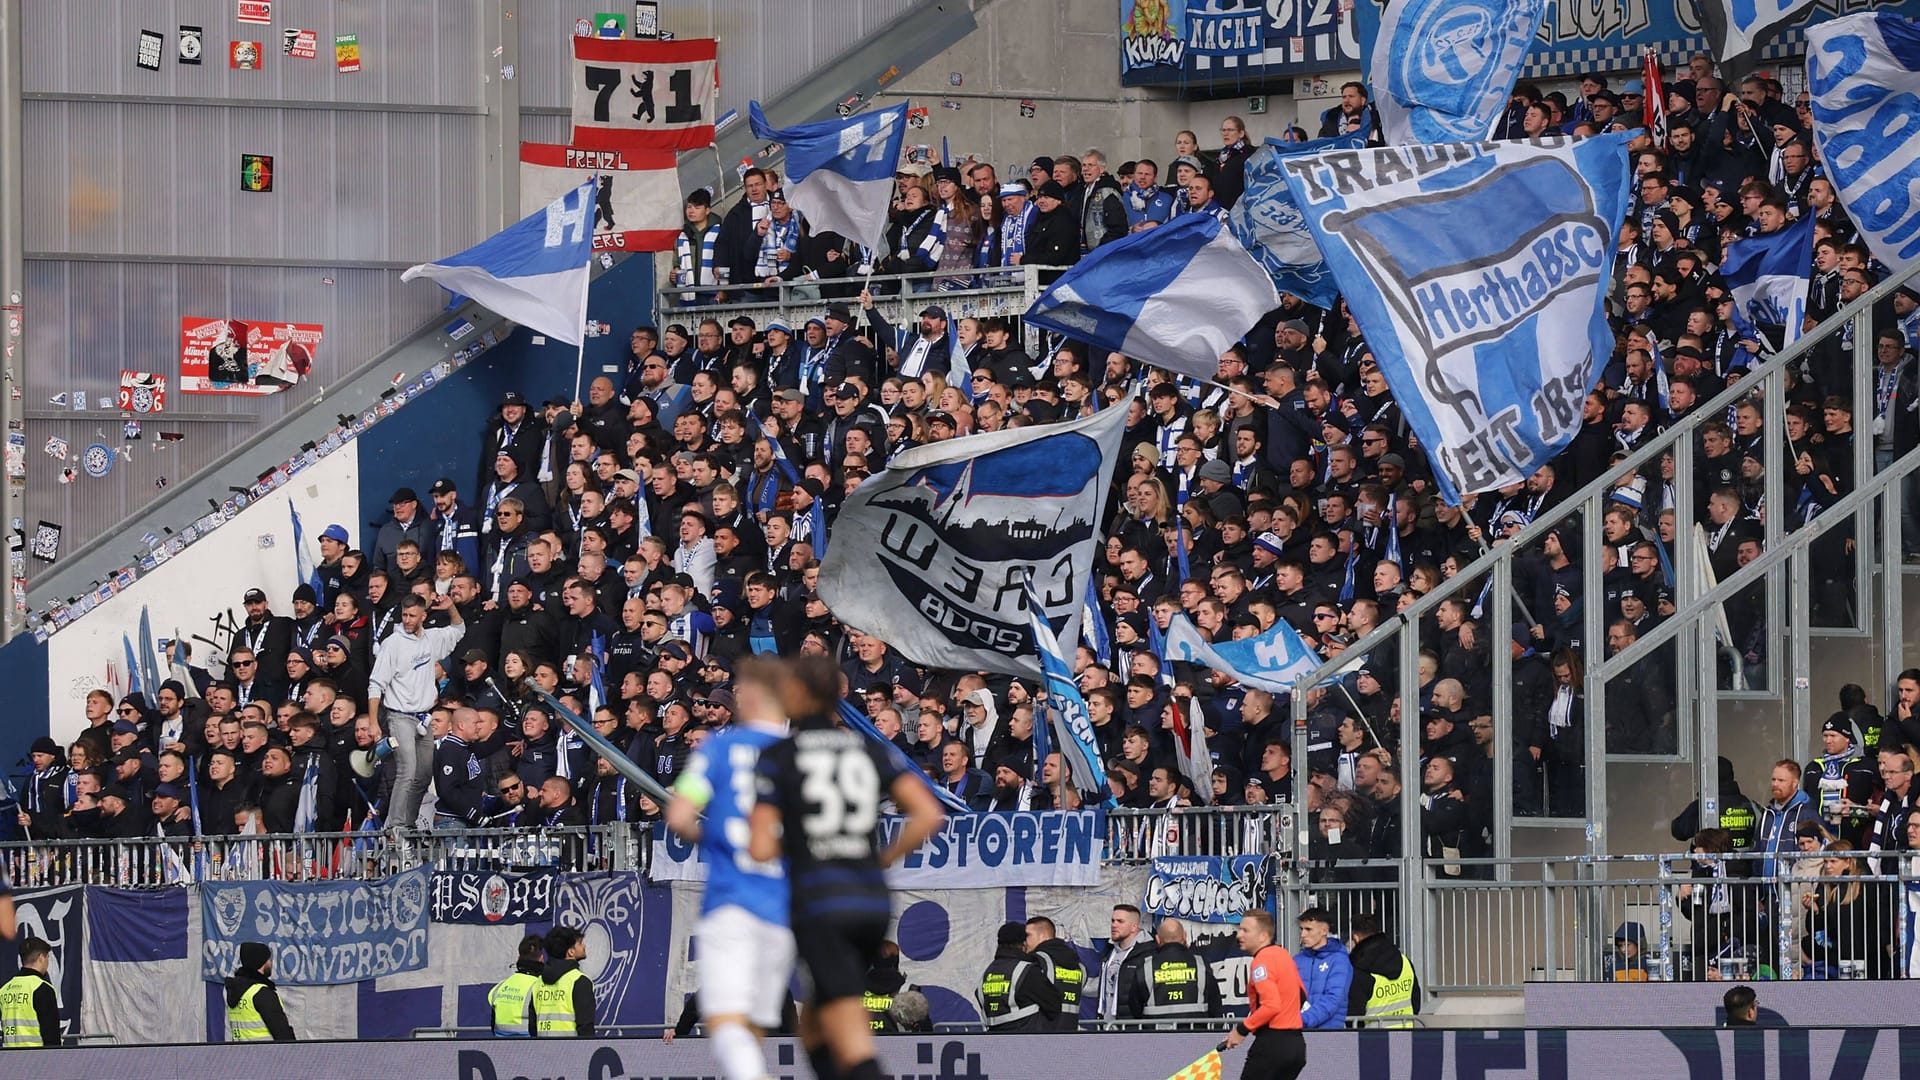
top-left (180, 318), bottom-right (322, 396)
top-left (117, 371), bottom-right (166, 414)
top-left (569, 37), bottom-right (717, 150)
top-left (519, 145), bottom-right (680, 252)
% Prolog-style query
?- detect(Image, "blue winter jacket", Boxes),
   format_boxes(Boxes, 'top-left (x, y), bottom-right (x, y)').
top-left (1294, 937), bottom-right (1353, 1030)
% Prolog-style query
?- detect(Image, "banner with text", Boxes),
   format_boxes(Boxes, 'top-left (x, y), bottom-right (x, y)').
top-left (519, 144), bottom-right (681, 252)
top-left (0, 885), bottom-right (85, 1037)
top-left (569, 37), bottom-right (717, 150)
top-left (200, 866), bottom-right (431, 985)
top-left (180, 317), bottom-right (322, 395)
top-left (1143, 855), bottom-right (1277, 925)
top-left (430, 869), bottom-right (556, 925)
top-left (653, 810), bottom-right (1105, 888)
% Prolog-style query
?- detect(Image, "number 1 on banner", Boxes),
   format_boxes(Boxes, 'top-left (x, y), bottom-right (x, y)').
top-left (570, 36), bottom-right (717, 150)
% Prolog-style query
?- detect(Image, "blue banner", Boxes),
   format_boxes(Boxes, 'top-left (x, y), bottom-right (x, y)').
top-left (1807, 12), bottom-right (1920, 266)
top-left (1363, 0), bottom-right (1546, 144)
top-left (1143, 855), bottom-right (1278, 925)
top-left (0, 885), bottom-right (84, 1038)
top-left (201, 866), bottom-right (431, 985)
top-left (1120, 0), bottom-right (1351, 84)
top-left (429, 870), bottom-right (556, 925)
top-left (1228, 133), bottom-right (1365, 309)
top-left (88, 885), bottom-right (189, 961)
top-left (652, 810), bottom-right (1106, 888)
top-left (1282, 135), bottom-right (1633, 504)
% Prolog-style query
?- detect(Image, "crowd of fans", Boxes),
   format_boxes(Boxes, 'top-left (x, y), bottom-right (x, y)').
top-left (11, 58), bottom-right (1920, 936)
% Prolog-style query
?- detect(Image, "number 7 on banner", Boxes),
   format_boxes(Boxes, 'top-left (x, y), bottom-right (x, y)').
top-left (570, 36), bottom-right (718, 150)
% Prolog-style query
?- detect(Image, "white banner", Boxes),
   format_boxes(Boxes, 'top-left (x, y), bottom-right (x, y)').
top-left (652, 810), bottom-right (1106, 889)
top-left (818, 397), bottom-right (1133, 677)
top-left (519, 144), bottom-right (682, 253)
top-left (569, 36), bottom-right (717, 150)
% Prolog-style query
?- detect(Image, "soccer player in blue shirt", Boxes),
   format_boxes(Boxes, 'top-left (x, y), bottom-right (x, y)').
top-left (665, 656), bottom-right (795, 1080)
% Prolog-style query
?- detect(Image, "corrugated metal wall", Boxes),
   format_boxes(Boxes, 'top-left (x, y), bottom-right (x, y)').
top-left (20, 0), bottom-right (926, 585)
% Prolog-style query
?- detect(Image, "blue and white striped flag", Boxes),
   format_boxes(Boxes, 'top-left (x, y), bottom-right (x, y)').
top-left (1080, 572), bottom-right (1111, 668)
top-left (750, 101), bottom-right (907, 252)
top-left (1023, 213), bottom-right (1279, 383)
top-left (1359, 0), bottom-right (1547, 145)
top-left (1162, 610), bottom-right (1320, 693)
top-left (402, 179), bottom-right (595, 346)
top-left (1283, 134), bottom-right (1632, 504)
top-left (289, 501), bottom-right (325, 599)
top-left (1807, 13), bottom-right (1920, 266)
top-left (1721, 217), bottom-right (1815, 353)
top-left (136, 606), bottom-right (162, 700)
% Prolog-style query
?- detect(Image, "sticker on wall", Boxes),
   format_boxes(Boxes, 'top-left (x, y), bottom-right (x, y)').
top-left (594, 12), bottom-right (627, 38)
top-left (907, 106), bottom-right (929, 129)
top-left (29, 522), bottom-right (59, 563)
top-left (42, 436), bottom-right (67, 460)
top-left (70, 391), bottom-right (86, 412)
top-left (239, 153), bottom-right (273, 192)
top-left (633, 1), bottom-right (659, 38)
top-left (180, 317), bottom-right (320, 394)
top-left (136, 30), bottom-right (164, 71)
top-left (122, 419), bottom-right (140, 441)
top-left (80, 443), bottom-right (112, 479)
top-left (56, 468), bottom-right (75, 485)
top-left (1019, 99), bottom-right (1036, 118)
top-left (179, 26), bottom-right (203, 64)
top-left (941, 99), bottom-right (963, 110)
top-left (237, 0), bottom-right (271, 24)
top-left (283, 28), bottom-right (318, 58)
top-left (950, 71), bottom-right (963, 86)
top-left (118, 371), bottom-right (166, 413)
top-left (574, 17), bottom-right (594, 37)
top-left (334, 33), bottom-right (360, 73)
top-left (230, 41), bottom-right (264, 70)
top-left (46, 392), bottom-right (66, 408)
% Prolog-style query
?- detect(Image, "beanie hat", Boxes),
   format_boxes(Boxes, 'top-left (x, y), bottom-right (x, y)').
top-left (239, 941), bottom-right (272, 973)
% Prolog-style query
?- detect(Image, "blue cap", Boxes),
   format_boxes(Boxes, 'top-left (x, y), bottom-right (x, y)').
top-left (1622, 80), bottom-right (1644, 95)
top-left (111, 719), bottom-right (139, 735)
top-left (320, 523), bottom-right (350, 543)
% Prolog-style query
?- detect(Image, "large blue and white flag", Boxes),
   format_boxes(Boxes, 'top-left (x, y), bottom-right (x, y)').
top-left (1023, 213), bottom-right (1279, 383)
top-left (818, 388), bottom-right (1136, 677)
top-left (750, 101), bottom-right (907, 253)
top-left (1807, 13), bottom-right (1920, 266)
top-left (1228, 133), bottom-right (1365, 308)
top-left (1721, 217), bottom-right (1816, 353)
top-left (1359, 0), bottom-right (1547, 145)
top-left (402, 179), bottom-right (595, 346)
top-left (1027, 583), bottom-right (1114, 803)
top-left (1162, 611), bottom-right (1320, 694)
top-left (1080, 572), bottom-right (1112, 668)
top-left (1281, 134), bottom-right (1633, 504)
top-left (289, 501), bottom-right (324, 599)
top-left (1701, 0), bottom-right (1819, 78)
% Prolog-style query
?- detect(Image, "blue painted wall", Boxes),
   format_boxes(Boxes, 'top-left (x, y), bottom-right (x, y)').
top-left (354, 255), bottom-right (655, 547)
top-left (0, 632), bottom-right (51, 835)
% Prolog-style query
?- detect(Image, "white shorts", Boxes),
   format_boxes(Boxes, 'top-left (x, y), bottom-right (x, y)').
top-left (697, 904), bottom-right (797, 1030)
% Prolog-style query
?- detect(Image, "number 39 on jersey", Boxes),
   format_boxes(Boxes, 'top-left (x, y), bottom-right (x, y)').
top-left (570, 37), bottom-right (719, 150)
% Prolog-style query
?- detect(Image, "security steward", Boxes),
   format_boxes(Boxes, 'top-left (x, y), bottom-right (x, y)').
top-left (976, 921), bottom-right (1059, 1033)
top-left (1024, 916), bottom-right (1085, 1032)
top-left (488, 933), bottom-right (546, 1037)
top-left (224, 941), bottom-right (296, 1042)
top-left (0, 937), bottom-right (60, 1049)
top-left (1126, 918), bottom-right (1219, 1028)
top-left (533, 925), bottom-right (598, 1037)
top-left (1345, 913), bottom-right (1419, 1028)
top-left (863, 940), bottom-right (916, 1033)
top-left (1223, 910), bottom-right (1307, 1080)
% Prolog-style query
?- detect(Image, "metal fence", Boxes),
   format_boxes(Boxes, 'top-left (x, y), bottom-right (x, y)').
top-left (1102, 805), bottom-right (1295, 865)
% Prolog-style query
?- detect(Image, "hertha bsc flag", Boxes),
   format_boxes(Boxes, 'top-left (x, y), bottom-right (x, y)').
top-left (750, 101), bottom-right (908, 253)
top-left (1807, 13), bottom-right (1920, 265)
top-left (520, 144), bottom-right (680, 252)
top-left (403, 180), bottom-right (594, 347)
top-left (1282, 134), bottom-right (1632, 504)
top-left (570, 36), bottom-right (717, 150)
top-left (819, 389), bottom-right (1134, 678)
top-left (1361, 0), bottom-right (1546, 144)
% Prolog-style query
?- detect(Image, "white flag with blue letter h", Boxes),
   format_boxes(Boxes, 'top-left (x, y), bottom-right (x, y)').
top-left (1023, 213), bottom-right (1279, 383)
top-left (1162, 611), bottom-right (1319, 693)
top-left (1721, 217), bottom-right (1815, 354)
top-left (750, 101), bottom-right (907, 253)
top-left (1361, 0), bottom-right (1546, 145)
top-left (1807, 13), bottom-right (1920, 266)
top-left (402, 179), bottom-right (595, 346)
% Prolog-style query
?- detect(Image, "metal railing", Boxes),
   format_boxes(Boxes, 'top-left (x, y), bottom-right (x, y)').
top-left (1281, 257), bottom-right (1920, 989)
top-left (655, 263), bottom-right (1064, 353)
top-left (0, 825), bottom-right (642, 888)
top-left (1103, 804), bottom-right (1294, 864)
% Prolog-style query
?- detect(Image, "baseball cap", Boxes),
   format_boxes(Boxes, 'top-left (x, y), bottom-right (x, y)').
top-left (774, 388), bottom-right (806, 403)
top-left (461, 649), bottom-right (489, 665)
top-left (830, 381), bottom-right (862, 399)
top-left (153, 782), bottom-right (183, 801)
top-left (728, 315), bottom-right (756, 331)
top-left (501, 390), bottom-right (527, 408)
top-left (613, 468), bottom-right (641, 484)
top-left (319, 523), bottom-right (350, 544)
top-left (824, 303), bottom-right (854, 323)
top-left (920, 305), bottom-right (948, 321)
top-left (243, 588), bottom-right (268, 604)
top-left (389, 487), bottom-right (419, 505)
top-left (429, 477), bottom-right (457, 496)
top-left (927, 410), bottom-right (956, 428)
top-left (111, 719), bottom-right (140, 735)
top-left (897, 161), bottom-right (932, 177)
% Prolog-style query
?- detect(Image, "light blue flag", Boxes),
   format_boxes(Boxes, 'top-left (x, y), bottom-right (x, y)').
top-left (1162, 611), bottom-right (1320, 694)
top-left (401, 179), bottom-right (595, 346)
top-left (1023, 578), bottom-right (1113, 805)
top-left (1080, 572), bottom-right (1111, 668)
top-left (1229, 133), bottom-right (1366, 308)
top-left (750, 101), bottom-right (907, 252)
top-left (1281, 134), bottom-right (1633, 505)
top-left (136, 606), bottom-right (161, 698)
top-left (1721, 217), bottom-right (1816, 354)
top-left (289, 502), bottom-right (324, 598)
top-left (1023, 213), bottom-right (1279, 383)
top-left (1357, 0), bottom-right (1547, 145)
top-left (122, 634), bottom-right (143, 697)
top-left (835, 699), bottom-right (971, 814)
top-left (1807, 13), bottom-right (1920, 265)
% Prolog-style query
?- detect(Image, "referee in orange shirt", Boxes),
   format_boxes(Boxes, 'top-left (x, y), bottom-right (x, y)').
top-left (1222, 910), bottom-right (1307, 1080)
